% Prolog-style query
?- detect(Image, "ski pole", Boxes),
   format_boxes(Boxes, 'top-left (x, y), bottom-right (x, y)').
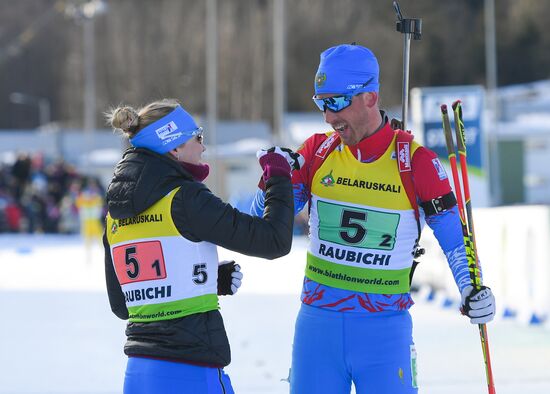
top-left (441, 104), bottom-right (480, 283)
top-left (441, 104), bottom-right (482, 286)
top-left (452, 100), bottom-right (478, 247)
top-left (393, 1), bottom-right (422, 131)
top-left (441, 104), bottom-right (496, 394)
top-left (440, 105), bottom-right (466, 222)
top-left (451, 100), bottom-right (497, 394)
top-left (451, 100), bottom-right (483, 287)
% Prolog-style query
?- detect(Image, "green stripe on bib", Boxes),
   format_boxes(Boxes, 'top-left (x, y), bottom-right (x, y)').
top-left (127, 293), bottom-right (218, 322)
top-left (305, 253), bottom-right (411, 293)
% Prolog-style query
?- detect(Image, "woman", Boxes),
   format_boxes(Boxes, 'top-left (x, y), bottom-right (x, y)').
top-left (103, 99), bottom-right (299, 393)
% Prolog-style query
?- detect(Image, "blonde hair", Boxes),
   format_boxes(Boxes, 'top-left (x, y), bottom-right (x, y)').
top-left (106, 99), bottom-right (181, 138)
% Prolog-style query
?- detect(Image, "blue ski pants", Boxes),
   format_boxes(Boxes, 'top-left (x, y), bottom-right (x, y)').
top-left (123, 357), bottom-right (234, 394)
top-left (290, 303), bottom-right (418, 394)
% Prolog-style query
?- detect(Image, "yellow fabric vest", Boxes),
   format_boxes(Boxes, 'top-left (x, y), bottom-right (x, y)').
top-left (106, 187), bottom-right (219, 322)
top-left (306, 134), bottom-right (423, 294)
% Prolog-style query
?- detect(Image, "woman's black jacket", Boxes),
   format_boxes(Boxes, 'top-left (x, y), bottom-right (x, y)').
top-left (104, 148), bottom-right (294, 367)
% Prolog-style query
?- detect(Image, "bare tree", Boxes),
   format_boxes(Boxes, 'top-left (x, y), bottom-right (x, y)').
top-left (0, 0), bottom-right (548, 130)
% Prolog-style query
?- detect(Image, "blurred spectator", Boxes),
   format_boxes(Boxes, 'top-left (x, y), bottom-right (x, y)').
top-left (0, 152), bottom-right (105, 235)
top-left (58, 179), bottom-right (82, 234)
top-left (0, 169), bottom-right (20, 232)
top-left (75, 177), bottom-right (104, 242)
top-left (11, 153), bottom-right (31, 200)
top-left (46, 159), bottom-right (78, 204)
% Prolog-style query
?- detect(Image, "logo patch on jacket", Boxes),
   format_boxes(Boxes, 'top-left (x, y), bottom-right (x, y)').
top-left (432, 158), bottom-right (448, 180)
top-left (316, 133), bottom-right (339, 159)
top-left (397, 142), bottom-right (411, 172)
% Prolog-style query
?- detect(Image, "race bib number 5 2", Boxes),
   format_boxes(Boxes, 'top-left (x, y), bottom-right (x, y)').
top-left (317, 201), bottom-right (400, 250)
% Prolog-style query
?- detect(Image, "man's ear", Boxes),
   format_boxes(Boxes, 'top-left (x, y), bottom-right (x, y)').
top-left (363, 92), bottom-right (378, 108)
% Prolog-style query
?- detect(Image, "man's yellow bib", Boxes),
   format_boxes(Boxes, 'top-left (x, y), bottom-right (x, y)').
top-left (306, 134), bottom-right (423, 294)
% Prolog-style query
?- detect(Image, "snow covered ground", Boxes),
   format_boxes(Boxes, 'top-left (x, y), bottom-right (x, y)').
top-left (1, 235), bottom-right (549, 394)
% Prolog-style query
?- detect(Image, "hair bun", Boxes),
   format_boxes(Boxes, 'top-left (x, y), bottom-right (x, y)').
top-left (111, 106), bottom-right (139, 133)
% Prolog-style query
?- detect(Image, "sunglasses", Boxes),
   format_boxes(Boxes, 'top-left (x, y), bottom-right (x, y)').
top-left (312, 78), bottom-right (374, 113)
top-left (192, 127), bottom-right (204, 144)
top-left (312, 95), bottom-right (354, 113)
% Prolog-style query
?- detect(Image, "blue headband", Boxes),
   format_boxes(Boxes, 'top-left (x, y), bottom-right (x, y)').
top-left (130, 105), bottom-right (199, 154)
top-left (314, 44), bottom-right (380, 96)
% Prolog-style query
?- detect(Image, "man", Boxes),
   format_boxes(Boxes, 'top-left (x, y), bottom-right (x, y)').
top-left (251, 43), bottom-right (495, 394)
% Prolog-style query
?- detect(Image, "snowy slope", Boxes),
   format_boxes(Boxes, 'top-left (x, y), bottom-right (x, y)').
top-left (0, 235), bottom-right (549, 393)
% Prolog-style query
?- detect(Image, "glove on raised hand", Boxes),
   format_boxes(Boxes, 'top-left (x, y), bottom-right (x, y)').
top-left (217, 260), bottom-right (243, 296)
top-left (460, 285), bottom-right (496, 324)
top-left (257, 146), bottom-right (305, 171)
top-left (256, 146), bottom-right (305, 190)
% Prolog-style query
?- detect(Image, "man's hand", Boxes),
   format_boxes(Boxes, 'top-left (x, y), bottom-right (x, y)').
top-left (217, 260), bottom-right (243, 296)
top-left (256, 146), bottom-right (304, 190)
top-left (257, 146), bottom-right (305, 171)
top-left (460, 285), bottom-right (495, 324)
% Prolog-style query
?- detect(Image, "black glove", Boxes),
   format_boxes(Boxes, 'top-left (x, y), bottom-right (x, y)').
top-left (217, 260), bottom-right (243, 296)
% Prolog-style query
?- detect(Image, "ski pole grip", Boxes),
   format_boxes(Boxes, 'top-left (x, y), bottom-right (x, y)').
top-left (452, 101), bottom-right (467, 153)
top-left (441, 105), bottom-right (456, 155)
top-left (394, 1), bottom-right (422, 39)
top-left (396, 19), bottom-right (422, 40)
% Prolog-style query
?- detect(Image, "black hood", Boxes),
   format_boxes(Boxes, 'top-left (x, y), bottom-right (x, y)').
top-left (106, 148), bottom-right (192, 219)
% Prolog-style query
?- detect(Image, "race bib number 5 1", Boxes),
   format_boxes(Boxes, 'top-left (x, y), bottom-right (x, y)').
top-left (112, 241), bottom-right (167, 284)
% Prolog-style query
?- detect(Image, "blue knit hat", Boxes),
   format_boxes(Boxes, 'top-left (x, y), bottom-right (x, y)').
top-left (314, 44), bottom-right (379, 96)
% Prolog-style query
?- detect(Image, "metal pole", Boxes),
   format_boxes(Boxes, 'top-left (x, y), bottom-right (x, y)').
top-left (83, 15), bottom-right (96, 169)
top-left (273, 0), bottom-right (285, 145)
top-left (38, 98), bottom-right (51, 128)
top-left (401, 34), bottom-right (411, 131)
top-left (393, 1), bottom-right (421, 132)
top-left (484, 0), bottom-right (500, 206)
top-left (485, 0), bottom-right (498, 97)
top-left (206, 0), bottom-right (219, 194)
top-left (37, 97), bottom-right (61, 159)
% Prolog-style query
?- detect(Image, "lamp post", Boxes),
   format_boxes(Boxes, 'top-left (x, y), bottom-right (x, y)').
top-left (273, 0), bottom-right (286, 145)
top-left (64, 0), bottom-right (107, 169)
top-left (484, 0), bottom-right (501, 206)
top-left (206, 0), bottom-right (219, 194)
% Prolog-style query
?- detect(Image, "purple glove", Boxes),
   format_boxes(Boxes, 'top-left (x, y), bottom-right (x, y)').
top-left (260, 152), bottom-right (291, 179)
top-left (257, 146), bottom-right (304, 190)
